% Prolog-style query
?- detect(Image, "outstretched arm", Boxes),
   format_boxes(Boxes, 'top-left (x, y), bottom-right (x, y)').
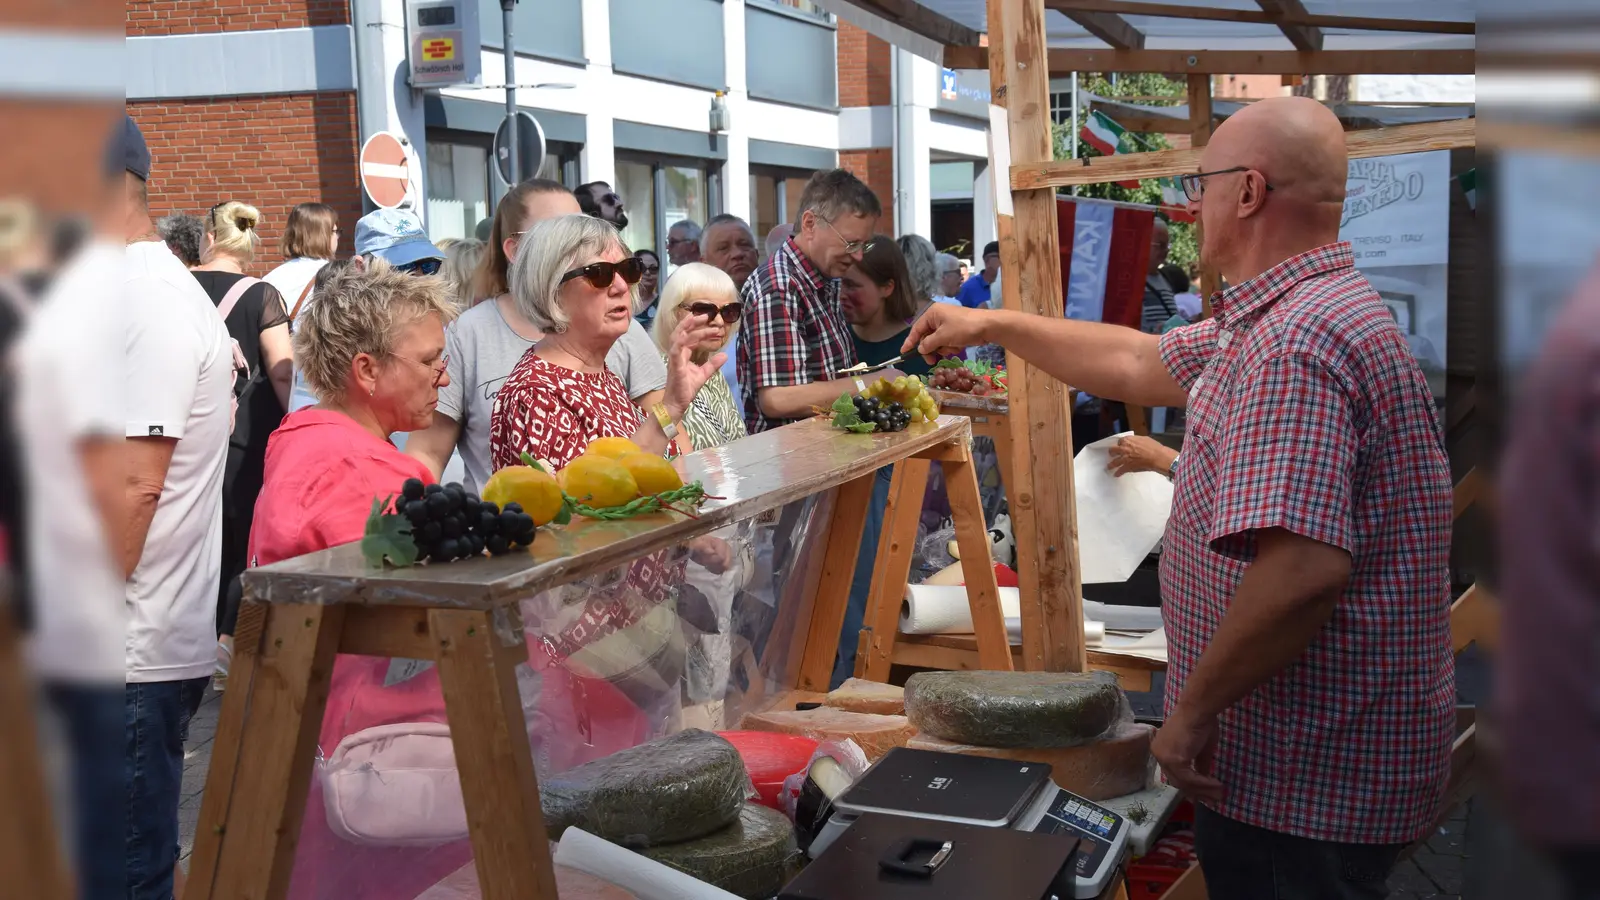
top-left (902, 305), bottom-right (1189, 408)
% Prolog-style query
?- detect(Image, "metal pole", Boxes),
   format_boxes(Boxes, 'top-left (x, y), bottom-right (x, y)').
top-left (502, 0), bottom-right (518, 185)
top-left (1069, 71), bottom-right (1079, 196)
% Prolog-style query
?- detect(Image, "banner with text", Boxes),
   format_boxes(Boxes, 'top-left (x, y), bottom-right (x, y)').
top-left (1339, 150), bottom-right (1449, 268)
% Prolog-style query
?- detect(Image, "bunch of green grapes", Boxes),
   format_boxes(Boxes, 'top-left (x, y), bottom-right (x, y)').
top-left (864, 375), bottom-right (940, 425)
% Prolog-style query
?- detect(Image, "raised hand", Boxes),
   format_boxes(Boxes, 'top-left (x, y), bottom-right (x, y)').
top-left (663, 311), bottom-right (727, 417)
top-left (901, 303), bottom-right (991, 363)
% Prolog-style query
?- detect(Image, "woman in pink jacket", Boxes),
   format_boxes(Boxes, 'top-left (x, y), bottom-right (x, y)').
top-left (249, 261), bottom-right (647, 899)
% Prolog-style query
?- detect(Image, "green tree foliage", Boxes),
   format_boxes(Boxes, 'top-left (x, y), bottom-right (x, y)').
top-left (1051, 73), bottom-right (1197, 277)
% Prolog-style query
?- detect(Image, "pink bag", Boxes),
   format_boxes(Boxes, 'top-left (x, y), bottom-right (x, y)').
top-left (214, 276), bottom-right (257, 433)
top-left (320, 722), bottom-right (468, 847)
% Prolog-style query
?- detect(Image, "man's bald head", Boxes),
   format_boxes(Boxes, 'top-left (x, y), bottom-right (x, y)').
top-left (1196, 96), bottom-right (1348, 282)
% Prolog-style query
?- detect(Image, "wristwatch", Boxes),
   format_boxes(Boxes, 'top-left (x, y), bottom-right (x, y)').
top-left (651, 402), bottom-right (678, 454)
top-left (1167, 452), bottom-right (1180, 480)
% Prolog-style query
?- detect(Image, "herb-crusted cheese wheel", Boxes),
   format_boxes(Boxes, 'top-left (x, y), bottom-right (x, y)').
top-left (903, 670), bottom-right (1126, 748)
top-left (638, 803), bottom-right (801, 899)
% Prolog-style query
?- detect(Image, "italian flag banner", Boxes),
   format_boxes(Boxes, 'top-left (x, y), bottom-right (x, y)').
top-left (1158, 178), bottom-right (1195, 223)
top-left (1079, 110), bottom-right (1141, 188)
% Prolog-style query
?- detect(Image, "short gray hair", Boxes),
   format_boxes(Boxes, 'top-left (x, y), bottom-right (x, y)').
top-left (293, 260), bottom-right (458, 402)
top-left (795, 169), bottom-right (881, 228)
top-left (700, 213), bottom-right (753, 255)
top-left (896, 234), bottom-right (938, 303)
top-left (650, 262), bottom-right (738, 352)
top-left (669, 218), bottom-right (702, 242)
top-left (509, 213), bottom-right (629, 333)
top-left (935, 252), bottom-right (962, 274)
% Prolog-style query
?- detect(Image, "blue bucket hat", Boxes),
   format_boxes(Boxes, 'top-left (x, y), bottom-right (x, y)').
top-left (354, 208), bottom-right (444, 268)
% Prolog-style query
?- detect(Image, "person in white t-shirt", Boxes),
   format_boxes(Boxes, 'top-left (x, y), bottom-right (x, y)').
top-left (264, 201), bottom-right (338, 411)
top-left (120, 114), bottom-right (235, 900)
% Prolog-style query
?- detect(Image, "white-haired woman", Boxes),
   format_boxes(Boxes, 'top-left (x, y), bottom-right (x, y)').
top-left (489, 214), bottom-right (724, 470)
top-left (648, 262), bottom-right (747, 451)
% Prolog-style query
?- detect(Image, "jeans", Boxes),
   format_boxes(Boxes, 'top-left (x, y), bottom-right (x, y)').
top-left (44, 682), bottom-right (125, 900)
top-left (126, 678), bottom-right (208, 900)
top-left (1193, 804), bottom-right (1405, 900)
top-left (830, 466), bottom-right (894, 689)
top-left (1553, 848), bottom-right (1600, 900)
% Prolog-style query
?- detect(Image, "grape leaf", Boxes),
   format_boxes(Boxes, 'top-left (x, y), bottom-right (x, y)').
top-left (361, 495), bottom-right (419, 568)
top-left (844, 422), bottom-right (877, 433)
top-left (933, 359), bottom-right (965, 370)
top-left (831, 392), bottom-right (858, 419)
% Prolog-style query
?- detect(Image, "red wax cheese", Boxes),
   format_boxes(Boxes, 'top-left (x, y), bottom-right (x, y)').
top-left (737, 707), bottom-right (916, 762)
top-left (905, 722), bottom-right (1155, 801)
top-left (717, 731), bottom-right (819, 809)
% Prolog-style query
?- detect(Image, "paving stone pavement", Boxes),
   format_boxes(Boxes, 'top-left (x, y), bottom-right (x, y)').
top-left (175, 685), bottom-right (1486, 899)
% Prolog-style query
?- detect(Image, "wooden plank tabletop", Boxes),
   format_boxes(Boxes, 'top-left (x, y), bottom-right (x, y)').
top-left (242, 416), bottom-right (973, 609)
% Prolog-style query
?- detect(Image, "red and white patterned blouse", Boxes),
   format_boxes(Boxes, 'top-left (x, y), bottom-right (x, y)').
top-left (1157, 243), bottom-right (1454, 844)
top-left (489, 352), bottom-right (645, 471)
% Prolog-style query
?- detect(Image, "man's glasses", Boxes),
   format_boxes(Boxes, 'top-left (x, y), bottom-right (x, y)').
top-left (393, 352), bottom-right (450, 387)
top-left (561, 257), bottom-right (645, 289)
top-left (1179, 167), bottom-right (1275, 203)
top-left (685, 301), bottom-right (744, 324)
top-left (814, 213), bottom-right (873, 256)
top-left (396, 258), bottom-right (442, 276)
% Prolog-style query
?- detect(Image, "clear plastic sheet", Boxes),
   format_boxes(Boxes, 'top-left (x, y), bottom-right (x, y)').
top-left (540, 729), bottom-right (753, 848)
top-left (903, 670), bottom-right (1133, 749)
top-left (777, 738), bottom-right (871, 823)
top-left (285, 493), bottom-right (833, 900)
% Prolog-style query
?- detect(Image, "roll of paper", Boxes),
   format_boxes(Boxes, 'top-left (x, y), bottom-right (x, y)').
top-left (554, 827), bottom-right (743, 900)
top-left (899, 585), bottom-right (1105, 646)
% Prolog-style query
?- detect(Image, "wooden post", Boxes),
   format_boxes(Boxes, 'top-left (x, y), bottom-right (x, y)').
top-left (987, 0), bottom-right (1086, 672)
top-left (0, 610), bottom-right (71, 900)
top-left (1188, 74), bottom-right (1219, 316)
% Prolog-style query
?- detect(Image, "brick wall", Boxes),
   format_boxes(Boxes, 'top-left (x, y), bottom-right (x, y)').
top-left (839, 148), bottom-right (894, 236)
top-left (836, 21), bottom-right (891, 109)
top-left (127, 0), bottom-right (349, 36)
top-left (128, 93), bottom-right (363, 273)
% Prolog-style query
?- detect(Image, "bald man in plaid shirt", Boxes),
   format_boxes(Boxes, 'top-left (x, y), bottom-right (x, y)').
top-left (905, 97), bottom-right (1453, 899)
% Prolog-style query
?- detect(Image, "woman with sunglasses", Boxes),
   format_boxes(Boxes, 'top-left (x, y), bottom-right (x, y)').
top-left (490, 214), bottom-right (725, 470)
top-left (648, 262), bottom-right (748, 451)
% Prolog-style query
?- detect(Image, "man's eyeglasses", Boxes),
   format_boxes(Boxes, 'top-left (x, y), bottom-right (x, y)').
top-left (396, 258), bottom-right (442, 276)
top-left (813, 212), bottom-right (873, 256)
top-left (393, 352), bottom-right (450, 387)
top-left (561, 257), bottom-right (645, 289)
top-left (1178, 167), bottom-right (1274, 203)
top-left (685, 301), bottom-right (744, 324)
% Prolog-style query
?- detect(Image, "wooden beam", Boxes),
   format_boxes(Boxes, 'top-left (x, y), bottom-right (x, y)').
top-left (988, 0), bottom-right (1086, 673)
top-left (1013, 117), bottom-right (1477, 190)
top-left (1053, 7), bottom-right (1147, 49)
top-left (941, 46), bottom-right (1477, 75)
top-left (831, 0), bottom-right (983, 48)
top-left (1257, 0), bottom-right (1324, 52)
top-left (1038, 0), bottom-right (1473, 34)
top-left (1188, 74), bottom-right (1220, 316)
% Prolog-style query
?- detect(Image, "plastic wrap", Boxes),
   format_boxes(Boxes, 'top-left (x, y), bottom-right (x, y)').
top-left (638, 803), bottom-right (802, 900)
top-left (777, 738), bottom-right (871, 822)
top-left (903, 670), bottom-right (1131, 749)
top-left (777, 739), bottom-right (872, 854)
top-left (540, 728), bottom-right (753, 847)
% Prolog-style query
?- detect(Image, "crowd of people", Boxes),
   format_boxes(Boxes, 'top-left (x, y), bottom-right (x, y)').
top-left (1, 96), bottom-right (1591, 900)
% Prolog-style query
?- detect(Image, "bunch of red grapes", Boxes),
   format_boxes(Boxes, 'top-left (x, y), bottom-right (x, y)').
top-left (928, 366), bottom-right (998, 396)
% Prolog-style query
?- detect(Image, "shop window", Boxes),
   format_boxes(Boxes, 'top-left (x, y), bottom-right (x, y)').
top-left (750, 170), bottom-right (809, 246)
top-left (615, 158), bottom-right (657, 257)
top-left (425, 141), bottom-right (491, 243)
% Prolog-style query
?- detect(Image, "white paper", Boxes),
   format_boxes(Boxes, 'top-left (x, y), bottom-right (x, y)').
top-left (554, 827), bottom-right (742, 900)
top-left (1073, 432), bottom-right (1174, 584)
top-left (987, 103), bottom-right (1014, 217)
top-left (899, 584), bottom-right (1104, 646)
top-left (1098, 627), bottom-right (1168, 665)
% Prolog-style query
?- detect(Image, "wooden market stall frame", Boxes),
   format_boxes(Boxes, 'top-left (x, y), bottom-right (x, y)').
top-left (186, 416), bottom-right (1011, 900)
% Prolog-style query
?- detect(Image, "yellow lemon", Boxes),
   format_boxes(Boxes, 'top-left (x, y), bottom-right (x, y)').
top-left (482, 465), bottom-right (565, 526)
top-left (584, 436), bottom-right (644, 460)
top-left (618, 452), bottom-right (683, 496)
top-left (561, 455), bottom-right (640, 508)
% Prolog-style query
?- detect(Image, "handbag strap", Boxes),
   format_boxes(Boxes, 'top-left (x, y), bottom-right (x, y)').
top-left (216, 276), bottom-right (261, 321)
top-left (288, 276), bottom-right (315, 322)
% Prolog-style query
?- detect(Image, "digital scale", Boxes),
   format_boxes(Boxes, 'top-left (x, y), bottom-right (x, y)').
top-left (807, 748), bottom-right (1130, 899)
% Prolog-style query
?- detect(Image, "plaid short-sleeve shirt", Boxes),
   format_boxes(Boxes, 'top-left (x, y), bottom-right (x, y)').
top-left (1157, 243), bottom-right (1455, 844)
top-left (736, 238), bottom-right (858, 433)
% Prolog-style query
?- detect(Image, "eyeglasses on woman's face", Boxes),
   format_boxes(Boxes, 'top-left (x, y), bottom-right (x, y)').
top-left (391, 352), bottom-right (450, 388)
top-left (396, 258), bottom-right (442, 277)
top-left (561, 257), bottom-right (645, 290)
top-left (684, 300), bottom-right (744, 324)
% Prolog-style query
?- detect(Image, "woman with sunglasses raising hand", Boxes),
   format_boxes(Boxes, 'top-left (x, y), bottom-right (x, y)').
top-left (648, 262), bottom-right (747, 451)
top-left (490, 214), bottom-right (726, 471)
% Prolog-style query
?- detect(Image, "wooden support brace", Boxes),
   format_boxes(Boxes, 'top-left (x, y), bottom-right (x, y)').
top-left (857, 458), bottom-right (932, 683)
top-left (797, 474), bottom-right (882, 691)
top-left (0, 610), bottom-right (72, 900)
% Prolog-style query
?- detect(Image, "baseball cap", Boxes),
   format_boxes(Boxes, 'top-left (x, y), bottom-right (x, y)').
top-left (122, 114), bottom-right (151, 181)
top-left (354, 209), bottom-right (444, 268)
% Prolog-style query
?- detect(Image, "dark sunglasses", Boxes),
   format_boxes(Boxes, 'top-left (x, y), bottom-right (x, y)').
top-left (685, 301), bottom-right (744, 324)
top-left (561, 257), bottom-right (645, 289)
top-left (396, 258), bottom-right (442, 276)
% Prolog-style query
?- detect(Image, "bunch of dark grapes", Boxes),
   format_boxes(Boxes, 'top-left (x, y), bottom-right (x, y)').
top-left (398, 478), bottom-right (535, 562)
top-left (851, 394), bottom-right (913, 433)
top-left (928, 366), bottom-right (979, 393)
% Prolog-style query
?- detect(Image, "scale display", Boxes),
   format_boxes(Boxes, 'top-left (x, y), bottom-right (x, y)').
top-left (1031, 791), bottom-right (1121, 880)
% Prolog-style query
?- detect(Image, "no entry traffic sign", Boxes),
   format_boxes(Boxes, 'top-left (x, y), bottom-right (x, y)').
top-left (360, 131), bottom-right (414, 210)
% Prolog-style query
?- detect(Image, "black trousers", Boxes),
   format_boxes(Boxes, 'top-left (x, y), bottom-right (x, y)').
top-left (1193, 804), bottom-right (1405, 900)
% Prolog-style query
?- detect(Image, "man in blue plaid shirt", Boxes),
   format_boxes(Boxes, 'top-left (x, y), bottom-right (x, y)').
top-left (736, 169), bottom-right (902, 434)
